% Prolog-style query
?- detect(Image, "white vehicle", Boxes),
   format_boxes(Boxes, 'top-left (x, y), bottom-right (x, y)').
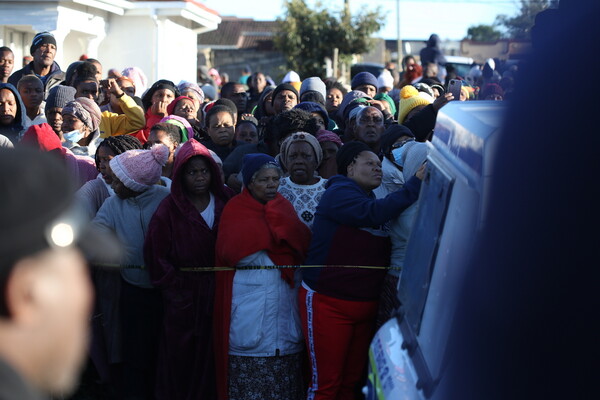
top-left (444, 55), bottom-right (475, 78)
top-left (364, 100), bottom-right (505, 400)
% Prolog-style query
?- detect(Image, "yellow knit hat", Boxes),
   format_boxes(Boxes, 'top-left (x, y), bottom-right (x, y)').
top-left (289, 81), bottom-right (302, 93)
top-left (397, 85), bottom-right (434, 123)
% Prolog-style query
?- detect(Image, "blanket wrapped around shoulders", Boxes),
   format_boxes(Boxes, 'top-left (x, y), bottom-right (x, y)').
top-left (213, 189), bottom-right (311, 400)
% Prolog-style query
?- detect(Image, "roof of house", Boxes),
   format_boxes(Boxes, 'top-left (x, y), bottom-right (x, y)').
top-left (198, 17), bottom-right (279, 49)
top-left (131, 0), bottom-right (219, 16)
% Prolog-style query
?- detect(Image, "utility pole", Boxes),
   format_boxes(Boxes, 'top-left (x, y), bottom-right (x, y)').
top-left (344, 0), bottom-right (351, 83)
top-left (397, 0), bottom-right (403, 72)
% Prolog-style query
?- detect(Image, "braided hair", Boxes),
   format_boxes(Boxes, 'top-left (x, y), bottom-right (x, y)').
top-left (94, 135), bottom-right (143, 168)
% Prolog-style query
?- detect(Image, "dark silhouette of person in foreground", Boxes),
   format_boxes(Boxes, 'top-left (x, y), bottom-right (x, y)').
top-left (439, 1), bottom-right (600, 399)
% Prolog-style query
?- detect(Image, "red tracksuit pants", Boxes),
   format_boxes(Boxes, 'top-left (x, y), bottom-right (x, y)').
top-left (299, 285), bottom-right (378, 400)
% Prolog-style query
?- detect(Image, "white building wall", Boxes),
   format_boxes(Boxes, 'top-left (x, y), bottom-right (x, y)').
top-left (0, 27), bottom-right (35, 69)
top-left (98, 16), bottom-right (197, 85)
top-left (0, 0), bottom-right (220, 86)
top-left (0, 2), bottom-right (58, 69)
top-left (54, 6), bottom-right (107, 65)
top-left (97, 16), bottom-right (156, 80)
top-left (158, 18), bottom-right (197, 84)
top-left (0, 3), bottom-right (107, 71)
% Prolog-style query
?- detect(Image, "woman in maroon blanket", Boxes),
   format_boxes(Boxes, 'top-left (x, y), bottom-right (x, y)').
top-left (144, 138), bottom-right (234, 400)
top-left (214, 153), bottom-right (311, 400)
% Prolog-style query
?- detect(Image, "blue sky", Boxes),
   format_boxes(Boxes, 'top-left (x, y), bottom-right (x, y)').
top-left (202, 0), bottom-right (520, 40)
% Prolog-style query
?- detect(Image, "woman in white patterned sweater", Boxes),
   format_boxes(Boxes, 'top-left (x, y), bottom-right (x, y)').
top-left (277, 131), bottom-right (327, 229)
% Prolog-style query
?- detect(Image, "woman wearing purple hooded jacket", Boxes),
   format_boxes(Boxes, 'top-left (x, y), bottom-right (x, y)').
top-left (144, 139), bottom-right (235, 400)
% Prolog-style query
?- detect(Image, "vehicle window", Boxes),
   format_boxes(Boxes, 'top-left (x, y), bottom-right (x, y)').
top-left (399, 164), bottom-right (454, 335)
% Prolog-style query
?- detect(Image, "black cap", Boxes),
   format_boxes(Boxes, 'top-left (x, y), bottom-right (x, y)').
top-left (271, 83), bottom-right (299, 105)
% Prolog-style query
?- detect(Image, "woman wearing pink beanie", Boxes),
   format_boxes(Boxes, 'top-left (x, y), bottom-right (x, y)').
top-left (93, 143), bottom-right (171, 399)
top-left (109, 143), bottom-right (169, 193)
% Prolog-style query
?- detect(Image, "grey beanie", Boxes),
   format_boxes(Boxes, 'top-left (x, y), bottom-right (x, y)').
top-left (336, 90), bottom-right (370, 124)
top-left (45, 85), bottom-right (76, 113)
top-left (201, 84), bottom-right (217, 101)
top-left (401, 141), bottom-right (429, 179)
top-left (300, 77), bottom-right (326, 101)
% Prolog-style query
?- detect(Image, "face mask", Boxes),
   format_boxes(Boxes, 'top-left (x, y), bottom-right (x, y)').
top-left (391, 138), bottom-right (415, 168)
top-left (63, 129), bottom-right (84, 143)
top-left (392, 147), bottom-right (406, 168)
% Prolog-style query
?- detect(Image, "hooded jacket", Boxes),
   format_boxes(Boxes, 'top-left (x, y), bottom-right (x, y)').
top-left (0, 83), bottom-right (27, 144)
top-left (144, 139), bottom-right (235, 289)
top-left (8, 61), bottom-right (65, 99)
top-left (419, 34), bottom-right (447, 67)
top-left (20, 123), bottom-right (97, 189)
top-left (143, 139), bottom-right (235, 400)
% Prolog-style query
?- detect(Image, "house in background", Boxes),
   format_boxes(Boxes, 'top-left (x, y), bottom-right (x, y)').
top-left (382, 39), bottom-right (462, 65)
top-left (0, 0), bottom-right (221, 84)
top-left (460, 39), bottom-right (531, 63)
top-left (381, 38), bottom-right (531, 66)
top-left (197, 17), bottom-right (285, 83)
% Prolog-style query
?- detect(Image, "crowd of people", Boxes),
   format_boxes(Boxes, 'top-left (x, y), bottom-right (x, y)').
top-left (0, 29), bottom-right (513, 400)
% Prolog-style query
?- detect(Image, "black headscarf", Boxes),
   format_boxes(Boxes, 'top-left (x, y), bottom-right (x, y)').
top-left (336, 141), bottom-right (371, 176)
top-left (271, 83), bottom-right (299, 105)
top-left (141, 79), bottom-right (180, 111)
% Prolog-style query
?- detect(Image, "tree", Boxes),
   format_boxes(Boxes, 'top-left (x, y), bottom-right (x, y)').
top-left (466, 24), bottom-right (502, 42)
top-left (274, 0), bottom-right (385, 78)
top-left (495, 0), bottom-right (558, 40)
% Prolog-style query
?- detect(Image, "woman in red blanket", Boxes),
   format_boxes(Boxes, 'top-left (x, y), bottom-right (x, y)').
top-left (214, 153), bottom-right (311, 400)
top-left (144, 138), bottom-right (235, 399)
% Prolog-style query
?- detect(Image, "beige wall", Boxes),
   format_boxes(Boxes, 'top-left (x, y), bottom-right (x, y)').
top-left (461, 40), bottom-right (531, 63)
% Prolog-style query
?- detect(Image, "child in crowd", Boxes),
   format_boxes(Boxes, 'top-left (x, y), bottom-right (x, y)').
top-left (17, 74), bottom-right (46, 127)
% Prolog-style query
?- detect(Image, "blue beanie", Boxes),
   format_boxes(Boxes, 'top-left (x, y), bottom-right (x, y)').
top-left (293, 101), bottom-right (329, 128)
top-left (241, 153), bottom-right (280, 187)
top-left (351, 72), bottom-right (378, 91)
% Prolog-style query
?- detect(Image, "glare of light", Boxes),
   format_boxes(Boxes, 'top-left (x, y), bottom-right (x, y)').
top-left (50, 223), bottom-right (75, 247)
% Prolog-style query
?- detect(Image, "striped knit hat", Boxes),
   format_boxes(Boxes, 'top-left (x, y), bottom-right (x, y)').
top-left (30, 32), bottom-right (56, 55)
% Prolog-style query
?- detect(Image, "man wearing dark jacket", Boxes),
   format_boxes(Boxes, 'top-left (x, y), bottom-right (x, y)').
top-left (419, 33), bottom-right (446, 68)
top-left (8, 32), bottom-right (65, 99)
